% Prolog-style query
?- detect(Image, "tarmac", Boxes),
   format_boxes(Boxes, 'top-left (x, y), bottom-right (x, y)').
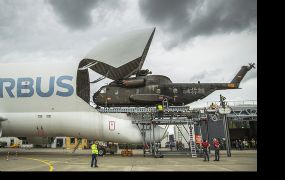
top-left (0, 148), bottom-right (257, 171)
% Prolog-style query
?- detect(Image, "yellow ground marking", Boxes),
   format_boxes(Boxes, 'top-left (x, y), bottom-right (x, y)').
top-left (22, 157), bottom-right (54, 171)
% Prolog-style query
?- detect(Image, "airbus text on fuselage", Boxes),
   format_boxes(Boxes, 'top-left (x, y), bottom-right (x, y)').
top-left (0, 76), bottom-right (74, 98)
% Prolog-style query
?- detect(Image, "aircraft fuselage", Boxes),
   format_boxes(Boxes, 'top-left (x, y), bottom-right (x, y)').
top-left (0, 62), bottom-right (165, 143)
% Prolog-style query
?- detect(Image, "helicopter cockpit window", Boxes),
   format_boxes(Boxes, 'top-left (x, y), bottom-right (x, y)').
top-left (173, 88), bottom-right (178, 94)
top-left (156, 88), bottom-right (161, 94)
top-left (100, 87), bottom-right (106, 94)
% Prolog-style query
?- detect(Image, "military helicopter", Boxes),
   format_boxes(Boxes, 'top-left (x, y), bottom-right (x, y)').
top-left (76, 27), bottom-right (255, 107)
top-left (92, 63), bottom-right (255, 107)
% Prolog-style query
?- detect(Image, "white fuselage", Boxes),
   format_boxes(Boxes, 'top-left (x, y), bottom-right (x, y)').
top-left (0, 62), bottom-right (166, 143)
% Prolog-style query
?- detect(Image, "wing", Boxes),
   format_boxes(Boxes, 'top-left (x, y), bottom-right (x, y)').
top-left (79, 27), bottom-right (156, 80)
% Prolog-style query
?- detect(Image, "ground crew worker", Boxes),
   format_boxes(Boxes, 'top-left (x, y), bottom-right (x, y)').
top-left (201, 139), bottom-right (210, 161)
top-left (156, 104), bottom-right (164, 119)
top-left (176, 141), bottom-right (179, 151)
top-left (91, 140), bottom-right (99, 168)
top-left (213, 138), bottom-right (220, 161)
top-left (220, 94), bottom-right (226, 108)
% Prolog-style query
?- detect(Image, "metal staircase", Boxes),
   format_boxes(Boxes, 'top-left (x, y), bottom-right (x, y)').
top-left (188, 122), bottom-right (197, 158)
top-left (177, 125), bottom-right (183, 142)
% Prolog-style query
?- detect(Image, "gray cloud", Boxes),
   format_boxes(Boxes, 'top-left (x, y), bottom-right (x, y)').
top-left (139, 0), bottom-right (257, 48)
top-left (47, 0), bottom-right (98, 30)
top-left (188, 69), bottom-right (222, 82)
top-left (0, 1), bottom-right (26, 40)
top-left (188, 71), bottom-right (207, 82)
top-left (47, 0), bottom-right (122, 30)
top-left (0, 0), bottom-right (257, 107)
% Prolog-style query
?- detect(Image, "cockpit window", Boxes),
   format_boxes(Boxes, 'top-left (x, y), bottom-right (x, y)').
top-left (156, 88), bottom-right (161, 94)
top-left (100, 87), bottom-right (106, 94)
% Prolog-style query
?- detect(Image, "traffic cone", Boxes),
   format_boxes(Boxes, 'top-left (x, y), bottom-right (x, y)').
top-left (6, 152), bottom-right (9, 161)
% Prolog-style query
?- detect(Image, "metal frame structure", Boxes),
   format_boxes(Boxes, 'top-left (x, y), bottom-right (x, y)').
top-left (131, 109), bottom-right (197, 158)
top-left (98, 106), bottom-right (201, 157)
top-left (97, 102), bottom-right (257, 158)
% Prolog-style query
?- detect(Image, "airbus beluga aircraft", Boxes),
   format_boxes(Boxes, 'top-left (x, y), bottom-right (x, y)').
top-left (0, 28), bottom-right (168, 144)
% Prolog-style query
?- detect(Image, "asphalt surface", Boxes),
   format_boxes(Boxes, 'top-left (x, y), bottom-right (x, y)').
top-left (0, 148), bottom-right (257, 171)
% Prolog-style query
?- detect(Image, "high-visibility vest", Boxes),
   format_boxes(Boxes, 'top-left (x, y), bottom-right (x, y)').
top-left (91, 144), bottom-right (99, 154)
top-left (157, 105), bottom-right (163, 111)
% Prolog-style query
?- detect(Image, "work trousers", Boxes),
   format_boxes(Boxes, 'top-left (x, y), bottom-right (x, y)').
top-left (91, 154), bottom-right (98, 167)
top-left (203, 148), bottom-right (209, 161)
top-left (214, 148), bottom-right (220, 161)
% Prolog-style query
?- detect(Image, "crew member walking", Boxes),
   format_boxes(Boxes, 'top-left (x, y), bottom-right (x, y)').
top-left (91, 140), bottom-right (99, 168)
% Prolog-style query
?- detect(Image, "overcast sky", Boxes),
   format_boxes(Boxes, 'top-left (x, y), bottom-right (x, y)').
top-left (0, 0), bottom-right (257, 108)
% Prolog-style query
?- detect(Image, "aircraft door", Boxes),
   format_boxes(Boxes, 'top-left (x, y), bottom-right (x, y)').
top-left (100, 115), bottom-right (116, 142)
top-left (108, 120), bottom-right (117, 141)
top-left (35, 114), bottom-right (49, 137)
top-left (105, 87), bottom-right (113, 105)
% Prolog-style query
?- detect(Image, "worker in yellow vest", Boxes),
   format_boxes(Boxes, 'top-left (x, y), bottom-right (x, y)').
top-left (156, 104), bottom-right (164, 119)
top-left (91, 140), bottom-right (99, 168)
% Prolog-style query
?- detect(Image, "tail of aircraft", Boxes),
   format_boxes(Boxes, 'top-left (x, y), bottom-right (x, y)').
top-left (231, 63), bottom-right (255, 87)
